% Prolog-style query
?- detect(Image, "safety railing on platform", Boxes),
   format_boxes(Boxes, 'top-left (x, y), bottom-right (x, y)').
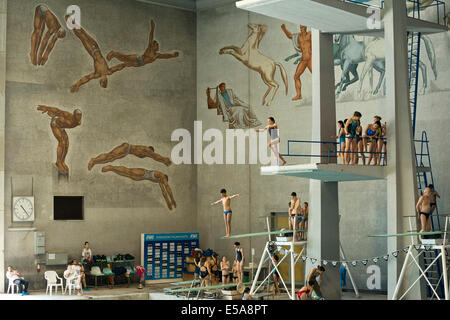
top-left (281, 139), bottom-right (387, 166)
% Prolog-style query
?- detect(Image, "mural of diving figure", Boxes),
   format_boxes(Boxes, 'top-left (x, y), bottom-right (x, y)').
top-left (106, 19), bottom-right (179, 70)
top-left (65, 15), bottom-right (124, 92)
top-left (37, 105), bottom-right (82, 174)
top-left (101, 165), bottom-right (176, 210)
top-left (30, 4), bottom-right (66, 66)
top-left (88, 143), bottom-right (172, 171)
top-left (281, 24), bottom-right (312, 101)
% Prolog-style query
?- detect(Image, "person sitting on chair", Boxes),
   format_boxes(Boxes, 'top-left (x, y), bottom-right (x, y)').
top-left (6, 266), bottom-right (30, 295)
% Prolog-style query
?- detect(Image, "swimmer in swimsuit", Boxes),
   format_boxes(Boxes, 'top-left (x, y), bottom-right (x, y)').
top-left (331, 120), bottom-right (346, 163)
top-left (221, 256), bottom-right (231, 284)
top-left (234, 242), bottom-right (245, 284)
top-left (307, 265), bottom-right (325, 298)
top-left (101, 165), bottom-right (176, 210)
top-left (289, 192), bottom-right (301, 240)
top-left (255, 117), bottom-right (287, 166)
top-left (416, 187), bottom-right (434, 232)
top-left (364, 120), bottom-right (382, 166)
top-left (300, 202), bottom-right (309, 240)
top-left (211, 189), bottom-right (240, 238)
top-left (297, 279), bottom-right (315, 300)
top-left (355, 121), bottom-right (366, 165)
top-left (88, 143), bottom-right (172, 170)
top-left (37, 105), bottom-right (82, 174)
top-left (428, 184), bottom-right (440, 214)
top-left (271, 255), bottom-right (281, 295)
top-left (344, 112), bottom-right (362, 165)
top-left (30, 5), bottom-right (66, 66)
top-left (106, 19), bottom-right (179, 72)
top-left (231, 260), bottom-right (239, 284)
top-left (198, 257), bottom-right (211, 291)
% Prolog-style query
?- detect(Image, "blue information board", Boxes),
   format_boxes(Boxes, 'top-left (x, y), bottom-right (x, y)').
top-left (142, 233), bottom-right (199, 281)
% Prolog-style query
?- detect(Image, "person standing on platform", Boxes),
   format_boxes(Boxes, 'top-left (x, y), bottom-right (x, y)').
top-left (289, 192), bottom-right (301, 240)
top-left (344, 111), bottom-right (362, 165)
top-left (211, 189), bottom-right (240, 238)
top-left (234, 242), bottom-right (245, 284)
top-left (255, 117), bottom-right (287, 166)
top-left (416, 187), bottom-right (434, 232)
top-left (307, 265), bottom-right (325, 298)
top-left (428, 184), bottom-right (440, 214)
top-left (271, 254), bottom-right (281, 295)
top-left (300, 202), bottom-right (309, 241)
top-left (221, 256), bottom-right (231, 284)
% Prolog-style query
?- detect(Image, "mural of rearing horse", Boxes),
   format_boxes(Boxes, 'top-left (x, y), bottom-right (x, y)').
top-left (219, 23), bottom-right (288, 107)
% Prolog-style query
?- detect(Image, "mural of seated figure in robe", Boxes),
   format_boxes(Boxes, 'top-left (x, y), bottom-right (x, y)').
top-left (206, 83), bottom-right (261, 129)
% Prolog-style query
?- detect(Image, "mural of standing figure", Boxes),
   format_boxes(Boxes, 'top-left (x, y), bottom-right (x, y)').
top-left (37, 105), bottom-right (82, 174)
top-left (206, 83), bottom-right (261, 129)
top-left (106, 20), bottom-right (179, 71)
top-left (88, 143), bottom-right (172, 171)
top-left (30, 5), bottom-right (66, 66)
top-left (281, 24), bottom-right (312, 101)
top-left (65, 15), bottom-right (123, 92)
top-left (101, 165), bottom-right (176, 210)
top-left (219, 23), bottom-right (288, 107)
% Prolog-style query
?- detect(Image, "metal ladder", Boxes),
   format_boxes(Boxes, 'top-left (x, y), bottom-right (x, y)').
top-left (408, 0), bottom-right (444, 299)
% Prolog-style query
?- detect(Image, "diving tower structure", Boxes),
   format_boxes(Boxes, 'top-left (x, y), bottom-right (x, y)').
top-left (237, 0), bottom-right (448, 299)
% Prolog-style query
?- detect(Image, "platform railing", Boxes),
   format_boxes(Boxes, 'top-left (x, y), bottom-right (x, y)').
top-left (281, 139), bottom-right (387, 166)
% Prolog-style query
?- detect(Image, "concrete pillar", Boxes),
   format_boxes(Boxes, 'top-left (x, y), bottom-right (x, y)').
top-left (306, 29), bottom-right (340, 300)
top-left (384, 0), bottom-right (423, 299)
top-left (0, 0), bottom-right (6, 293)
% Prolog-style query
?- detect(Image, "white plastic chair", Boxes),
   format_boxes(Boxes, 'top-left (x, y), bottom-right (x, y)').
top-left (7, 278), bottom-right (19, 294)
top-left (44, 271), bottom-right (64, 296)
top-left (63, 270), bottom-right (81, 295)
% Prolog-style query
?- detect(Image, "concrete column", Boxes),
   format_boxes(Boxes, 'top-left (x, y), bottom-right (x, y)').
top-left (306, 29), bottom-right (340, 300)
top-left (384, 0), bottom-right (422, 300)
top-left (0, 0), bottom-right (6, 293)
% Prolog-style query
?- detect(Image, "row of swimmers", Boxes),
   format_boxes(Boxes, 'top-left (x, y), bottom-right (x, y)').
top-left (334, 112), bottom-right (387, 166)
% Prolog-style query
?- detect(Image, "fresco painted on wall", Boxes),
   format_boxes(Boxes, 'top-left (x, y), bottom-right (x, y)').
top-left (106, 19), bottom-right (179, 71)
top-left (334, 35), bottom-right (437, 100)
top-left (102, 165), bottom-right (176, 210)
top-left (88, 143), bottom-right (172, 171)
top-left (30, 4), bottom-right (66, 66)
top-left (206, 83), bottom-right (261, 129)
top-left (281, 24), bottom-right (312, 101)
top-left (219, 23), bottom-right (288, 107)
top-left (65, 14), bottom-right (122, 92)
top-left (37, 105), bottom-right (82, 175)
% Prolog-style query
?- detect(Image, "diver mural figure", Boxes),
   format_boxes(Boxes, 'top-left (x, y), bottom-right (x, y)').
top-left (281, 24), bottom-right (312, 101)
top-left (106, 19), bottom-right (179, 71)
top-left (37, 105), bottom-right (82, 174)
top-left (101, 165), bottom-right (176, 210)
top-left (30, 4), bottom-right (66, 66)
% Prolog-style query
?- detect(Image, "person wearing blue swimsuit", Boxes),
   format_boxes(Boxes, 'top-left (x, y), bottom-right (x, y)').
top-left (234, 242), bottom-right (245, 284)
top-left (332, 120), bottom-right (346, 163)
top-left (271, 255), bottom-right (281, 295)
top-left (344, 112), bottom-right (362, 165)
top-left (255, 117), bottom-right (287, 166)
top-left (364, 120), bottom-right (382, 166)
top-left (211, 189), bottom-right (240, 237)
top-left (355, 121), bottom-right (366, 165)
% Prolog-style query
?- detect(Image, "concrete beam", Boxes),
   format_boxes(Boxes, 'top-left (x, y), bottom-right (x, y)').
top-left (0, 0), bottom-right (6, 294)
top-left (305, 30), bottom-right (340, 300)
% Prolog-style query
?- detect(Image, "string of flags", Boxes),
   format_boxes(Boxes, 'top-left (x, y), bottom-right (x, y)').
top-left (276, 244), bottom-right (448, 267)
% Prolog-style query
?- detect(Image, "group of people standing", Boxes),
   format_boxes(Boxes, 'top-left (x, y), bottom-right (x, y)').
top-left (288, 192), bottom-right (309, 241)
top-left (334, 112), bottom-right (387, 166)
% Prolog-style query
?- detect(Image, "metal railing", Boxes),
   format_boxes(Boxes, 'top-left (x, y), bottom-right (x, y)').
top-left (281, 139), bottom-right (387, 166)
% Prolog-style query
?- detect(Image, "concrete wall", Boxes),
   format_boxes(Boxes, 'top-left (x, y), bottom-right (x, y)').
top-left (3, 0), bottom-right (196, 290)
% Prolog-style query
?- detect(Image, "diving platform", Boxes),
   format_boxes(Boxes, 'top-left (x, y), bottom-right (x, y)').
top-left (261, 163), bottom-right (386, 182)
top-left (236, 0), bottom-right (448, 36)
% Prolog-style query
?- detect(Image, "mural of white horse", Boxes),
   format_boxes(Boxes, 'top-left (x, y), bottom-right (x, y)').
top-left (219, 23), bottom-right (288, 107)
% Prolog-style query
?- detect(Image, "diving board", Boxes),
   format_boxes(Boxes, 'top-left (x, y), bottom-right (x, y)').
top-left (222, 229), bottom-right (306, 239)
top-left (166, 281), bottom-right (263, 294)
top-left (236, 0), bottom-right (447, 36)
top-left (261, 163), bottom-right (386, 182)
top-left (369, 231), bottom-right (450, 238)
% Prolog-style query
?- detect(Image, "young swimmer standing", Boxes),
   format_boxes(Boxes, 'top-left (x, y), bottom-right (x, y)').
top-left (416, 187), bottom-right (434, 232)
top-left (221, 256), bottom-right (231, 284)
top-left (211, 189), bottom-right (240, 237)
top-left (289, 192), bottom-right (301, 240)
top-left (234, 242), bottom-right (245, 284)
top-left (428, 184), bottom-right (440, 214)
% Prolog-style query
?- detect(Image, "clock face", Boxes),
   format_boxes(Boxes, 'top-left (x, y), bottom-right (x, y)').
top-left (13, 197), bottom-right (34, 221)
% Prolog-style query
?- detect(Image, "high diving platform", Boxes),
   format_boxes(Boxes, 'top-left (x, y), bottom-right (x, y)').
top-left (261, 163), bottom-right (386, 182)
top-left (236, 0), bottom-right (448, 36)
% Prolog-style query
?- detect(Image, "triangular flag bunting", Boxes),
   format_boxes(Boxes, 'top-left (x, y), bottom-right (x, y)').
top-left (402, 247), bottom-right (409, 253)
top-left (351, 261), bottom-right (357, 267)
top-left (361, 260), bottom-right (368, 266)
top-left (392, 251), bottom-right (399, 258)
top-left (310, 258), bottom-right (317, 264)
top-left (331, 261), bottom-right (338, 267)
top-left (322, 260), bottom-right (328, 266)
top-left (414, 245), bottom-right (421, 251)
top-left (425, 245), bottom-right (432, 251)
top-left (301, 256), bottom-right (307, 262)
top-left (383, 255), bottom-right (389, 261)
top-left (372, 257), bottom-right (378, 263)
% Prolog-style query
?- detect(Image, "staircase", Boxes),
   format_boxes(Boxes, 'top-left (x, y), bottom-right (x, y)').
top-left (408, 0), bottom-right (444, 299)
